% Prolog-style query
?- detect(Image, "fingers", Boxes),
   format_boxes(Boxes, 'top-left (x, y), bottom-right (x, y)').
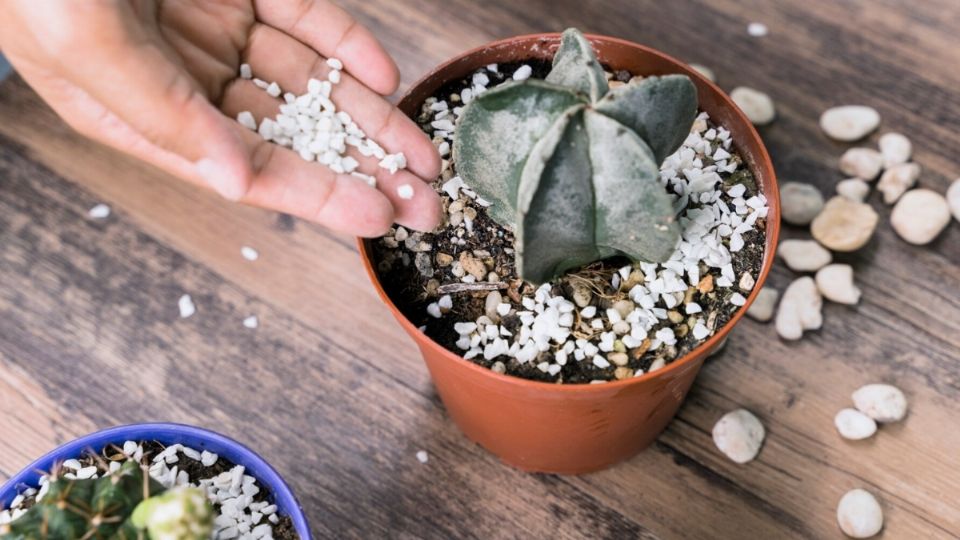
top-left (252, 0), bottom-right (400, 95)
top-left (234, 127), bottom-right (396, 237)
top-left (243, 23), bottom-right (440, 181)
top-left (53, 3), bottom-right (251, 200)
top-left (220, 80), bottom-right (441, 232)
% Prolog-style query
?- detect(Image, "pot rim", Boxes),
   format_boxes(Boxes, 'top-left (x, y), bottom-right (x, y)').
top-left (0, 422), bottom-right (313, 539)
top-left (358, 32), bottom-right (780, 393)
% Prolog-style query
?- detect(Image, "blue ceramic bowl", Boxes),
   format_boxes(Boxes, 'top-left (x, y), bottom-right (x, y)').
top-left (0, 423), bottom-right (312, 539)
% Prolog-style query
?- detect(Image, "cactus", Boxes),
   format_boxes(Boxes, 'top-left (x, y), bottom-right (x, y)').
top-left (130, 487), bottom-right (212, 540)
top-left (454, 28), bottom-right (698, 284)
top-left (1, 461), bottom-right (212, 540)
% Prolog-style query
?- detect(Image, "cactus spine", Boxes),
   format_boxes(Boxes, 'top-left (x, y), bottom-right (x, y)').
top-left (454, 28), bottom-right (699, 284)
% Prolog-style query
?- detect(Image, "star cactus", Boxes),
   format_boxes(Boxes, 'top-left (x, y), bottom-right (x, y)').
top-left (454, 28), bottom-right (698, 284)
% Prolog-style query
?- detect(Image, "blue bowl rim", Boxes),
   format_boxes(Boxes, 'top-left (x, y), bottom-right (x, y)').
top-left (0, 423), bottom-right (312, 539)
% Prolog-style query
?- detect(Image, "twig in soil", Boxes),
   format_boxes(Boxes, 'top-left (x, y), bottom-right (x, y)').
top-left (437, 282), bottom-right (507, 294)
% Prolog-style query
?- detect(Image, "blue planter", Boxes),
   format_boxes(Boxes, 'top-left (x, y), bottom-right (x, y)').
top-left (0, 423), bottom-right (311, 539)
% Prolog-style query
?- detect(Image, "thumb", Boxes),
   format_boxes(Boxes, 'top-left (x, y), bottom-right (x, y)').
top-left (56, 8), bottom-right (251, 200)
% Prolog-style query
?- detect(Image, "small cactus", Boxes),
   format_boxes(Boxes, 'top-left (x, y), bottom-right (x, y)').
top-left (1, 460), bottom-right (212, 540)
top-left (130, 487), bottom-right (212, 540)
top-left (454, 28), bottom-right (698, 284)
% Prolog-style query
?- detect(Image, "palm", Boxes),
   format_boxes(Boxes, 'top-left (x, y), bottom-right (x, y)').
top-left (0, 0), bottom-right (441, 235)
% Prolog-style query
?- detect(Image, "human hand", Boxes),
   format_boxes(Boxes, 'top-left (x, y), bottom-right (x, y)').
top-left (0, 0), bottom-right (442, 236)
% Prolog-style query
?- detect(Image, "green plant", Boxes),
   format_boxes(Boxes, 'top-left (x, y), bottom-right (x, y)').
top-left (0, 461), bottom-right (212, 540)
top-left (454, 28), bottom-right (698, 284)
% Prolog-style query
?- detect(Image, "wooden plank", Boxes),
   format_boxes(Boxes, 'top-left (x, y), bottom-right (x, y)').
top-left (0, 0), bottom-right (957, 538)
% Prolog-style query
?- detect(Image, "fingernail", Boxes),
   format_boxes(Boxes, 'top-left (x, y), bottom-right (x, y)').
top-left (195, 158), bottom-right (246, 201)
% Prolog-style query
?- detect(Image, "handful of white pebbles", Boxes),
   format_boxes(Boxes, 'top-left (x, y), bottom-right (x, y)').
top-left (235, 60), bottom-right (407, 188)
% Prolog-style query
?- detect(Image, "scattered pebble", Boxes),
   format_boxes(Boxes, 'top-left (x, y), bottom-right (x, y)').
top-left (178, 294), bottom-right (196, 318)
top-left (878, 132), bottom-right (911, 168)
top-left (778, 239), bottom-right (832, 272)
top-left (236, 111), bottom-right (257, 131)
top-left (416, 450), bottom-right (429, 464)
top-left (839, 148), bottom-right (883, 181)
top-left (746, 287), bottom-right (778, 322)
top-left (890, 189), bottom-right (951, 245)
top-left (877, 163), bottom-right (920, 204)
top-left (730, 87), bottom-right (776, 125)
top-left (240, 246), bottom-right (259, 261)
top-left (775, 277), bottom-right (822, 340)
top-left (747, 22), bottom-right (769, 37)
top-left (243, 316), bottom-right (259, 329)
top-left (780, 182), bottom-right (824, 225)
top-left (811, 196), bottom-right (879, 252)
top-left (690, 63), bottom-right (715, 82)
top-left (837, 489), bottom-right (884, 538)
top-left (834, 408), bottom-right (877, 440)
top-left (852, 383), bottom-right (907, 423)
top-left (815, 264), bottom-right (861, 305)
top-left (948, 179), bottom-right (960, 222)
top-left (820, 106), bottom-right (881, 142)
top-left (239, 63), bottom-right (252, 80)
top-left (397, 184), bottom-right (415, 200)
top-left (836, 178), bottom-right (870, 202)
top-left (87, 203), bottom-right (111, 219)
top-left (712, 409), bottom-right (765, 464)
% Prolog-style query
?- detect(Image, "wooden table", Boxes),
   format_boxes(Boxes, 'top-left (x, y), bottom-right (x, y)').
top-left (1, 1), bottom-right (958, 538)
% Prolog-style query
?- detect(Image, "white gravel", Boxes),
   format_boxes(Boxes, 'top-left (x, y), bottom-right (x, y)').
top-left (890, 189), bottom-right (951, 245)
top-left (712, 409), bottom-right (765, 464)
top-left (837, 489), bottom-right (884, 538)
top-left (88, 203), bottom-right (111, 219)
top-left (820, 106), bottom-right (881, 142)
top-left (852, 384), bottom-right (908, 423)
top-left (178, 294), bottom-right (196, 318)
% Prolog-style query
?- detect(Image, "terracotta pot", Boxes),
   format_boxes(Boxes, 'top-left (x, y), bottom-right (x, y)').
top-left (359, 33), bottom-right (780, 474)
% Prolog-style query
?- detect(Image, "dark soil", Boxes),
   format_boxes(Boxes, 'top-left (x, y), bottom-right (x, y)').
top-left (372, 61), bottom-right (766, 384)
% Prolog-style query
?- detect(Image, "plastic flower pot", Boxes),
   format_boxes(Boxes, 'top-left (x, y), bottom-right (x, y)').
top-left (359, 33), bottom-right (780, 474)
top-left (0, 423), bottom-right (312, 539)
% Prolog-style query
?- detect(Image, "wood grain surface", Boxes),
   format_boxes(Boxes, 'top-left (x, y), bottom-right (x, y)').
top-left (1, 1), bottom-right (959, 538)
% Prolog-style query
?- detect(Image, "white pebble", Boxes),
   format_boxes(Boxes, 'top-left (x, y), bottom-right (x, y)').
top-left (775, 277), bottom-right (822, 340)
top-left (265, 82), bottom-right (281, 98)
top-left (890, 189), bottom-right (951, 245)
top-left (948, 179), bottom-right (960, 222)
top-left (239, 63), bottom-right (252, 79)
top-left (834, 408), bottom-right (877, 440)
top-left (397, 184), bottom-right (414, 200)
top-left (836, 178), bottom-right (870, 202)
top-left (780, 182), bottom-right (824, 225)
top-left (811, 196), bottom-right (879, 252)
top-left (837, 489), bottom-right (883, 538)
top-left (777, 239), bottom-right (832, 272)
top-left (88, 203), bottom-right (111, 219)
top-left (820, 106), bottom-right (881, 142)
top-left (178, 294), bottom-right (196, 318)
top-left (200, 450), bottom-right (218, 467)
top-left (426, 303), bottom-right (442, 319)
top-left (241, 246), bottom-right (259, 261)
top-left (512, 64), bottom-right (533, 81)
top-left (747, 22), bottom-right (768, 37)
top-left (815, 264), bottom-right (861, 305)
top-left (730, 87), bottom-right (776, 125)
top-left (326, 57), bottom-right (343, 70)
top-left (839, 148), bottom-right (883, 181)
top-left (878, 132), bottom-right (911, 168)
top-left (712, 409), bottom-right (765, 464)
top-left (746, 287), bottom-right (778, 322)
top-left (689, 63), bottom-right (715, 82)
top-left (328, 69), bottom-right (341, 84)
top-left (852, 384), bottom-right (907, 423)
top-left (243, 315), bottom-right (259, 329)
top-left (877, 163), bottom-right (920, 204)
top-left (416, 450), bottom-right (429, 464)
